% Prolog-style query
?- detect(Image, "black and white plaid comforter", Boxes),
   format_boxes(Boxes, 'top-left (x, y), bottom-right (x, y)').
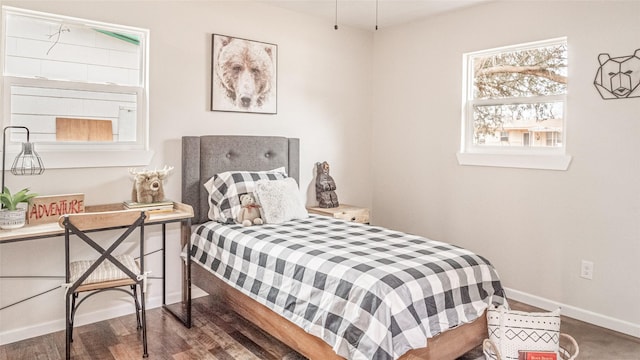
top-left (190, 215), bottom-right (505, 360)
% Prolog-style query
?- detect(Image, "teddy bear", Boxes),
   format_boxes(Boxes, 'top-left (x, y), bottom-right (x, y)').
top-left (236, 193), bottom-right (263, 227)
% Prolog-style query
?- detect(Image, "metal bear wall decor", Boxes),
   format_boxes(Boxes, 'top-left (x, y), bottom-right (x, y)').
top-left (594, 49), bottom-right (640, 100)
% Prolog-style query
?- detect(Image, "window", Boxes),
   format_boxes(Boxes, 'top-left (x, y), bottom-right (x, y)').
top-left (1, 6), bottom-right (151, 168)
top-left (458, 38), bottom-right (571, 170)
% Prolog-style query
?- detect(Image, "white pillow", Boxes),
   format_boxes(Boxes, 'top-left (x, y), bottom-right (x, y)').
top-left (254, 178), bottom-right (308, 224)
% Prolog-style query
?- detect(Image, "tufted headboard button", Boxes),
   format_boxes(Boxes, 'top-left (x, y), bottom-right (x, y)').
top-left (265, 152), bottom-right (271, 158)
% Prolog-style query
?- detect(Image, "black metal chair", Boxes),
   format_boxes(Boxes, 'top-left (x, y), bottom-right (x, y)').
top-left (60, 210), bottom-right (149, 359)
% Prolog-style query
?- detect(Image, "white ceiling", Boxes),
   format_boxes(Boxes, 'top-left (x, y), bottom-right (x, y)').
top-left (259, 0), bottom-right (489, 31)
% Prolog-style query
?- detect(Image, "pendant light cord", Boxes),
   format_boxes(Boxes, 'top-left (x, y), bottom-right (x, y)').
top-left (375, 0), bottom-right (379, 30)
top-left (334, 0), bottom-right (338, 30)
top-left (334, 0), bottom-right (379, 31)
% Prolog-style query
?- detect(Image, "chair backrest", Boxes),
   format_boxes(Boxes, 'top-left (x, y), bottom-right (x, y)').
top-left (60, 210), bottom-right (147, 293)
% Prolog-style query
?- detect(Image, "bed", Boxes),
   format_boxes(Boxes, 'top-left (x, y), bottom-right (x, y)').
top-left (181, 135), bottom-right (505, 360)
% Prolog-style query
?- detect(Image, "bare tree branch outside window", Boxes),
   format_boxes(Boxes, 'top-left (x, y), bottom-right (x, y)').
top-left (469, 42), bottom-right (568, 146)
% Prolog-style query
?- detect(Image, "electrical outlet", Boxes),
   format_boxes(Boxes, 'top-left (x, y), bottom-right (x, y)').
top-left (580, 260), bottom-right (594, 280)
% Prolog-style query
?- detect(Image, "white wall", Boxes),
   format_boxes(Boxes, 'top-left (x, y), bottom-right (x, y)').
top-left (0, 0), bottom-right (373, 344)
top-left (3, 0), bottom-right (638, 346)
top-left (372, 1), bottom-right (640, 336)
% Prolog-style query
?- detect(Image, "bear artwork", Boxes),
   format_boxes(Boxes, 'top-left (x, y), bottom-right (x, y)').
top-left (315, 161), bottom-right (339, 208)
top-left (594, 49), bottom-right (640, 100)
top-left (212, 34), bottom-right (277, 113)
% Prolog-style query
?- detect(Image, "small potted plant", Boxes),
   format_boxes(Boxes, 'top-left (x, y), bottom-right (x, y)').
top-left (0, 187), bottom-right (38, 229)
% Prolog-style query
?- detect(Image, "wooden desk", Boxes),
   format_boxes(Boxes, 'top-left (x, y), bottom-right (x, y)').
top-left (0, 202), bottom-right (194, 328)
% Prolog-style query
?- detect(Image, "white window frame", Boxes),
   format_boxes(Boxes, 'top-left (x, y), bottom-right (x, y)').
top-left (1, 6), bottom-right (152, 169)
top-left (457, 37), bottom-right (571, 171)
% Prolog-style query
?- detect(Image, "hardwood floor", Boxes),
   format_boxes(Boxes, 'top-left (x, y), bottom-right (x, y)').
top-left (0, 295), bottom-right (307, 360)
top-left (1, 295), bottom-right (639, 359)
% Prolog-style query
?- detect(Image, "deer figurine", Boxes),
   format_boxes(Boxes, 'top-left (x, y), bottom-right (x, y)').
top-left (129, 165), bottom-right (173, 204)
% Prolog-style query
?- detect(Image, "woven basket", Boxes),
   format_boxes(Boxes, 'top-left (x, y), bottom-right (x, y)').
top-left (483, 333), bottom-right (579, 360)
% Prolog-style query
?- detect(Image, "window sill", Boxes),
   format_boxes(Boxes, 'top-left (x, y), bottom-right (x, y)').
top-left (5, 149), bottom-right (155, 169)
top-left (456, 152), bottom-right (572, 170)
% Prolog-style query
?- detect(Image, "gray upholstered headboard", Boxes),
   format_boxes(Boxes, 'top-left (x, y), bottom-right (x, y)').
top-left (181, 135), bottom-right (300, 224)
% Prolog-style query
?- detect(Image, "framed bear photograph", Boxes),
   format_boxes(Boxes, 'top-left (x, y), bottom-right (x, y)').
top-left (211, 34), bottom-right (277, 114)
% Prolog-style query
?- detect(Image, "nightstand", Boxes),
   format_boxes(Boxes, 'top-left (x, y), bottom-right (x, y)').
top-left (307, 204), bottom-right (370, 224)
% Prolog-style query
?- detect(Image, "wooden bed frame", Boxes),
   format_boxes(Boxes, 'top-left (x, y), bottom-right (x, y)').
top-left (181, 135), bottom-right (487, 360)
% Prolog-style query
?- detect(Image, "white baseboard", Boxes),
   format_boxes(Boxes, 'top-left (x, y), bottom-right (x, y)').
top-left (505, 287), bottom-right (640, 338)
top-left (0, 288), bottom-right (207, 346)
top-left (4, 286), bottom-right (638, 345)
